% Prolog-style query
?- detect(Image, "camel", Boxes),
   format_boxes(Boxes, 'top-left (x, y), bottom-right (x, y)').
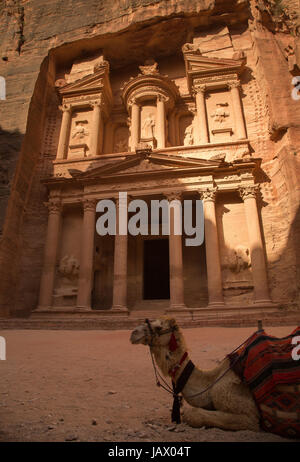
top-left (130, 317), bottom-right (260, 432)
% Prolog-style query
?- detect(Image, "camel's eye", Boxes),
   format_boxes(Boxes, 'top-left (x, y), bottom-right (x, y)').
top-left (155, 325), bottom-right (162, 333)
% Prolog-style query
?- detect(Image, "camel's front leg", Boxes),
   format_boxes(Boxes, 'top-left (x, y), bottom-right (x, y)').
top-left (182, 406), bottom-right (260, 432)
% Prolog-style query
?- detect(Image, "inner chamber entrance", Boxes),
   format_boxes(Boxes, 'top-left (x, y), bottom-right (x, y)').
top-left (143, 238), bottom-right (170, 300)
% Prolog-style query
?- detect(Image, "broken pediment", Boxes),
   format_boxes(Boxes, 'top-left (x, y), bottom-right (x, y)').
top-left (56, 62), bottom-right (113, 106)
top-left (182, 49), bottom-right (246, 93)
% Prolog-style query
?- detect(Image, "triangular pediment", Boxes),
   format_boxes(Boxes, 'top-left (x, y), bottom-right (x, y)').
top-left (69, 152), bottom-right (224, 180)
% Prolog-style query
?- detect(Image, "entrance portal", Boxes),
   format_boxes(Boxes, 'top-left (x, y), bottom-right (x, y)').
top-left (143, 239), bottom-right (170, 300)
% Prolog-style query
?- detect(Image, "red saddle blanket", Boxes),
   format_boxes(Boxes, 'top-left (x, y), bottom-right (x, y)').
top-left (228, 327), bottom-right (300, 439)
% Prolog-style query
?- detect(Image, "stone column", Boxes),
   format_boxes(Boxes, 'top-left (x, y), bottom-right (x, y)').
top-left (239, 186), bottom-right (271, 304)
top-left (156, 94), bottom-right (166, 149)
top-left (228, 81), bottom-right (247, 140)
top-left (130, 99), bottom-right (140, 151)
top-left (166, 192), bottom-right (186, 310)
top-left (112, 195), bottom-right (128, 312)
top-left (38, 197), bottom-right (62, 308)
top-left (90, 99), bottom-right (103, 156)
top-left (56, 104), bottom-right (72, 160)
top-left (77, 199), bottom-right (96, 309)
top-left (199, 188), bottom-right (224, 307)
top-left (194, 84), bottom-right (209, 144)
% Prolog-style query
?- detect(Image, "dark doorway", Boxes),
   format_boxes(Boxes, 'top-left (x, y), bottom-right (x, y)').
top-left (143, 239), bottom-right (170, 300)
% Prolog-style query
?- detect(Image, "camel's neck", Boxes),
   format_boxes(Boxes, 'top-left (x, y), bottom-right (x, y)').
top-left (151, 339), bottom-right (190, 382)
top-left (151, 334), bottom-right (222, 409)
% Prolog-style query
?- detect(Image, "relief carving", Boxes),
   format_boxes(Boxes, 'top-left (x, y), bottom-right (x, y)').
top-left (138, 59), bottom-right (159, 76)
top-left (183, 124), bottom-right (194, 146)
top-left (211, 103), bottom-right (229, 124)
top-left (71, 120), bottom-right (89, 141)
top-left (224, 246), bottom-right (251, 274)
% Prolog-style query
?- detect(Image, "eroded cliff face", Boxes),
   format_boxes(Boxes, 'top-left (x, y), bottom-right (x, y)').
top-left (0, 0), bottom-right (299, 316)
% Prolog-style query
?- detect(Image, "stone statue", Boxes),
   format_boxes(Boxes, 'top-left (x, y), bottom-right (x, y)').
top-left (183, 124), bottom-right (194, 146)
top-left (141, 113), bottom-right (155, 139)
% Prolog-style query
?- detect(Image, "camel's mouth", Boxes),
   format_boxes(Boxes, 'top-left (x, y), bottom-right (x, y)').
top-left (130, 328), bottom-right (148, 345)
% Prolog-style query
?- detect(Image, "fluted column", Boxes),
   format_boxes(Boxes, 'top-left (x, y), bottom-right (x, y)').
top-left (199, 188), bottom-right (224, 307)
top-left (165, 192), bottom-right (186, 311)
top-left (194, 84), bottom-right (209, 144)
top-left (112, 195), bottom-right (128, 312)
top-left (228, 81), bottom-right (247, 140)
top-left (239, 186), bottom-right (271, 304)
top-left (38, 197), bottom-right (62, 308)
top-left (130, 99), bottom-right (140, 151)
top-left (56, 104), bottom-right (72, 160)
top-left (90, 99), bottom-right (103, 156)
top-left (77, 199), bottom-right (96, 309)
top-left (156, 94), bottom-right (166, 149)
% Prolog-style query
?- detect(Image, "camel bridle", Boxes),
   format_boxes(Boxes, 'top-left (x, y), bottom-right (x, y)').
top-left (144, 318), bottom-right (175, 347)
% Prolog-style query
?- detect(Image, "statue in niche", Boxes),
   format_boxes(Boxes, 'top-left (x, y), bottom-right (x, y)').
top-left (211, 103), bottom-right (229, 124)
top-left (183, 124), bottom-right (194, 146)
top-left (71, 120), bottom-right (89, 141)
top-left (114, 138), bottom-right (128, 153)
top-left (141, 113), bottom-right (155, 139)
top-left (58, 255), bottom-right (80, 286)
top-left (225, 246), bottom-right (251, 274)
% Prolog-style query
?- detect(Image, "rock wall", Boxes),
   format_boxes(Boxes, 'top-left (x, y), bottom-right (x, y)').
top-left (0, 0), bottom-right (299, 316)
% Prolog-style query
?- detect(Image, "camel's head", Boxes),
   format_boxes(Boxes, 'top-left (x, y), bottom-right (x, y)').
top-left (130, 317), bottom-right (179, 348)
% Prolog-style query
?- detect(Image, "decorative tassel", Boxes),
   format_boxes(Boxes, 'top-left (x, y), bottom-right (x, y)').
top-left (169, 332), bottom-right (178, 352)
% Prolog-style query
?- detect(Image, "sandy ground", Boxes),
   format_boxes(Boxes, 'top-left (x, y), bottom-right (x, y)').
top-left (0, 324), bottom-right (299, 442)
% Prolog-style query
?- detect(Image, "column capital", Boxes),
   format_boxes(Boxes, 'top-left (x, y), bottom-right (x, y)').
top-left (128, 97), bottom-right (139, 108)
top-left (164, 191), bottom-right (182, 202)
top-left (239, 185), bottom-right (260, 201)
top-left (227, 81), bottom-right (240, 90)
top-left (157, 93), bottom-right (169, 103)
top-left (90, 97), bottom-right (103, 109)
top-left (198, 187), bottom-right (218, 202)
top-left (58, 103), bottom-right (72, 113)
top-left (82, 198), bottom-right (96, 212)
top-left (193, 84), bottom-right (206, 95)
top-left (45, 198), bottom-right (62, 214)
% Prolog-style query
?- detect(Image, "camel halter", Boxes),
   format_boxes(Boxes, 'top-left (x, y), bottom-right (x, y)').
top-left (145, 318), bottom-right (195, 424)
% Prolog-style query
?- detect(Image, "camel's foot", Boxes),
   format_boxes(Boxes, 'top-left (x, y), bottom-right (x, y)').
top-left (182, 405), bottom-right (260, 432)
